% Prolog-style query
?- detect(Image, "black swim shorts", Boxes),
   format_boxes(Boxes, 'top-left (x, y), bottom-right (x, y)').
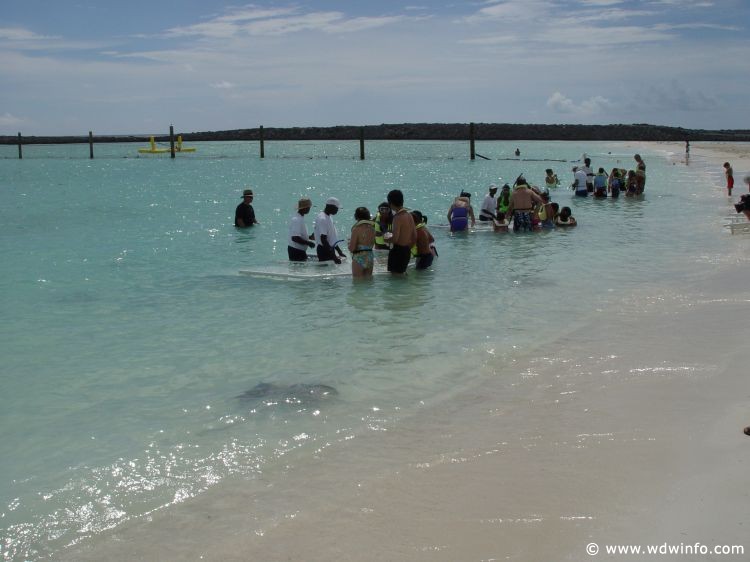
top-left (387, 244), bottom-right (411, 273)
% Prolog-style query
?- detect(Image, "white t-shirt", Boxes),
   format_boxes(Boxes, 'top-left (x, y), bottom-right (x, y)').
top-left (480, 194), bottom-right (497, 218)
top-left (581, 165), bottom-right (594, 184)
top-left (574, 169), bottom-right (588, 192)
top-left (288, 213), bottom-right (310, 251)
top-left (314, 211), bottom-right (339, 248)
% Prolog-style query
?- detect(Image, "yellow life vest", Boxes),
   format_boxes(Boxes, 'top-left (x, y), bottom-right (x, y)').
top-left (374, 212), bottom-right (392, 245)
top-left (411, 222), bottom-right (426, 257)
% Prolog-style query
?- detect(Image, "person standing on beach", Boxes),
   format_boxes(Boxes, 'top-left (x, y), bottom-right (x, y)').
top-left (724, 162), bottom-right (734, 196)
top-left (287, 198), bottom-right (316, 262)
top-left (314, 197), bottom-right (347, 264)
top-left (235, 189), bottom-right (259, 228)
top-left (387, 189), bottom-right (417, 274)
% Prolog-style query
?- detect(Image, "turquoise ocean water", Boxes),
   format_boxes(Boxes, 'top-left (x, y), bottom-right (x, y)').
top-left (0, 140), bottom-right (742, 560)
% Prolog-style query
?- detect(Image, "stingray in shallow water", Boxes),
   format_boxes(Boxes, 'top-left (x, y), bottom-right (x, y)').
top-left (236, 382), bottom-right (338, 406)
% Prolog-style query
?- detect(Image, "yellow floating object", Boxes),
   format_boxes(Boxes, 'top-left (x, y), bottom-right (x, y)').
top-left (138, 136), bottom-right (170, 154)
top-left (175, 136), bottom-right (196, 152)
top-left (137, 135), bottom-right (196, 154)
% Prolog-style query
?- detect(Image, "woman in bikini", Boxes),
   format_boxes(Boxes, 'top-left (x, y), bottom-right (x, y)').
top-left (348, 207), bottom-right (376, 278)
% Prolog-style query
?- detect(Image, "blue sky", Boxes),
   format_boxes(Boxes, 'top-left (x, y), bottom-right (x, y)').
top-left (2, 0), bottom-right (748, 135)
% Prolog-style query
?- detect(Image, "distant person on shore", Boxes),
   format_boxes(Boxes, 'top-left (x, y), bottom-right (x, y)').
top-left (287, 198), bottom-right (316, 261)
top-left (387, 189), bottom-right (417, 274)
top-left (235, 189), bottom-right (259, 228)
top-left (348, 207), bottom-right (375, 278)
top-left (515, 147), bottom-right (521, 157)
top-left (410, 210), bottom-right (437, 270)
top-left (724, 162), bottom-right (734, 196)
top-left (314, 197), bottom-right (346, 264)
top-left (479, 185), bottom-right (499, 221)
top-left (734, 194), bottom-right (750, 222)
top-left (685, 140), bottom-right (690, 155)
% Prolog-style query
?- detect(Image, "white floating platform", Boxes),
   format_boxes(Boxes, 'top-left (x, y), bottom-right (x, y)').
top-left (239, 256), bottom-right (411, 280)
top-left (431, 222), bottom-right (499, 232)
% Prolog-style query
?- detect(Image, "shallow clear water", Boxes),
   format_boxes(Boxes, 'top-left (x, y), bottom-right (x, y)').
top-left (0, 140), bottom-right (739, 560)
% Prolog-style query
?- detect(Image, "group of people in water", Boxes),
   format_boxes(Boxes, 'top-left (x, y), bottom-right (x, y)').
top-left (449, 176), bottom-right (577, 233)
top-left (234, 153), bottom-right (656, 275)
top-left (445, 153), bottom-right (647, 233)
top-left (284, 189), bottom-right (436, 278)
top-left (237, 188), bottom-right (434, 277)
top-left (570, 154), bottom-right (647, 198)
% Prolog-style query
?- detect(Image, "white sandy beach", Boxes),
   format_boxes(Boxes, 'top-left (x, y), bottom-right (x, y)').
top-left (64, 142), bottom-right (750, 562)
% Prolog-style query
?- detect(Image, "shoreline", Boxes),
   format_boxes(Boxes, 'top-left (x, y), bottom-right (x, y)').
top-left (62, 142), bottom-right (750, 561)
top-left (3, 126), bottom-right (750, 146)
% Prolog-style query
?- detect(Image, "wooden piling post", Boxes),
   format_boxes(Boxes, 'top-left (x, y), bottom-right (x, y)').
top-left (17, 132), bottom-right (22, 159)
top-left (89, 131), bottom-right (94, 159)
top-left (469, 122), bottom-right (476, 160)
top-left (259, 126), bottom-right (265, 158)
top-left (169, 125), bottom-right (175, 158)
top-left (360, 127), bottom-right (365, 160)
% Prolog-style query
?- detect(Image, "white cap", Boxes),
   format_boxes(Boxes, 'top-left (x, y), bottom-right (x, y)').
top-left (325, 197), bottom-right (341, 209)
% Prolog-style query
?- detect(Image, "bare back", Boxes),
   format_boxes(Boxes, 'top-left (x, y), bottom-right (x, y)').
top-left (391, 209), bottom-right (417, 247)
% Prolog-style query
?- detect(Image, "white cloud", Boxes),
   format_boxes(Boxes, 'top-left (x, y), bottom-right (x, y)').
top-left (165, 7), bottom-right (298, 38)
top-left (547, 92), bottom-right (612, 115)
top-left (165, 7), bottom-right (405, 38)
top-left (210, 81), bottom-right (235, 89)
top-left (0, 27), bottom-right (55, 41)
top-left (653, 22), bottom-right (740, 31)
top-left (579, 0), bottom-right (624, 5)
top-left (462, 0), bottom-right (555, 23)
top-left (648, 0), bottom-right (714, 6)
top-left (0, 112), bottom-right (24, 127)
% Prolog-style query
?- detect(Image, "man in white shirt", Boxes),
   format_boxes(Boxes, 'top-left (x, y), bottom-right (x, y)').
top-left (288, 198), bottom-right (316, 261)
top-left (572, 166), bottom-right (589, 197)
top-left (581, 157), bottom-right (594, 192)
top-left (479, 184), bottom-right (499, 221)
top-left (314, 197), bottom-right (346, 264)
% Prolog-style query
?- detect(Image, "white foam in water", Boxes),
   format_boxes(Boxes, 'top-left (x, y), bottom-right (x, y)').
top-left (0, 140), bottom-right (744, 560)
